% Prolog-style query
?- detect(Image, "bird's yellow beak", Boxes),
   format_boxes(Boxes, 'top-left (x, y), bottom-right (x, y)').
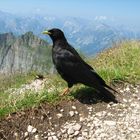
top-left (42, 30), bottom-right (51, 35)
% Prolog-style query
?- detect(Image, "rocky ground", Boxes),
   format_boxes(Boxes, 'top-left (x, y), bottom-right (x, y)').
top-left (0, 80), bottom-right (140, 140)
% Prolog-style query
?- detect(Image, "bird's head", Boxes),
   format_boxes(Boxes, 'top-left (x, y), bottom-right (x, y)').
top-left (42, 28), bottom-right (66, 43)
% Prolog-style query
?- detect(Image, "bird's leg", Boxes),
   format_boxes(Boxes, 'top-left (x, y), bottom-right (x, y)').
top-left (60, 88), bottom-right (70, 96)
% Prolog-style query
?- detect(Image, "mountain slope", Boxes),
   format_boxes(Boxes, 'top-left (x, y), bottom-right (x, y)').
top-left (0, 32), bottom-right (52, 74)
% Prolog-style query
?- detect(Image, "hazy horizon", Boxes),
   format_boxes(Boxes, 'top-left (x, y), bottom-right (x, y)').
top-left (0, 0), bottom-right (140, 28)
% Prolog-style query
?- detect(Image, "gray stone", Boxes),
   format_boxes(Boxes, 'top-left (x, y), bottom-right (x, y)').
top-left (73, 124), bottom-right (82, 131)
top-left (104, 120), bottom-right (116, 126)
top-left (74, 131), bottom-right (80, 136)
top-left (52, 135), bottom-right (58, 140)
top-left (27, 125), bottom-right (37, 134)
top-left (72, 106), bottom-right (77, 110)
top-left (69, 111), bottom-right (75, 117)
top-left (48, 136), bottom-right (53, 140)
top-left (34, 135), bottom-right (40, 140)
top-left (67, 127), bottom-right (75, 135)
top-left (77, 137), bottom-right (85, 140)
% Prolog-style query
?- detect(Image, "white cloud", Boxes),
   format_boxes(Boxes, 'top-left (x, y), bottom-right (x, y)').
top-left (95, 16), bottom-right (107, 21)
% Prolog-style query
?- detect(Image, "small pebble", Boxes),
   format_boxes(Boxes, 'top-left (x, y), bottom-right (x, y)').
top-left (67, 127), bottom-right (74, 135)
top-left (56, 113), bottom-right (63, 118)
top-left (104, 120), bottom-right (116, 126)
top-left (60, 109), bottom-right (64, 112)
top-left (34, 135), bottom-right (40, 140)
top-left (48, 136), bottom-right (53, 140)
top-left (72, 106), bottom-right (77, 110)
top-left (69, 111), bottom-right (75, 117)
top-left (27, 125), bottom-right (37, 133)
top-left (24, 132), bottom-right (28, 137)
top-left (123, 98), bottom-right (127, 103)
top-left (74, 131), bottom-right (80, 136)
top-left (73, 124), bottom-right (82, 131)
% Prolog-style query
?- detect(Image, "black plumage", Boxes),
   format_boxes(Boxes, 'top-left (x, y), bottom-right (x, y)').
top-left (43, 28), bottom-right (118, 103)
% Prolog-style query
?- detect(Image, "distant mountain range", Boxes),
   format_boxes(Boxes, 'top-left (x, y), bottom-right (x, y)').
top-left (0, 10), bottom-right (140, 56)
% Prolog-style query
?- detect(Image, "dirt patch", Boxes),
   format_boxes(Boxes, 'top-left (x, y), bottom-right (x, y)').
top-left (0, 83), bottom-right (140, 140)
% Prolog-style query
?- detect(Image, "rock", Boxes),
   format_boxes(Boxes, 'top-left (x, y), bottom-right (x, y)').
top-left (135, 89), bottom-right (139, 93)
top-left (123, 98), bottom-right (127, 103)
top-left (63, 133), bottom-right (68, 138)
top-left (48, 132), bottom-right (51, 136)
top-left (14, 132), bottom-right (18, 137)
top-left (75, 111), bottom-right (79, 115)
top-left (82, 131), bottom-right (88, 137)
top-left (74, 131), bottom-right (80, 136)
top-left (57, 132), bottom-right (61, 137)
top-left (87, 107), bottom-right (92, 110)
top-left (49, 117), bottom-right (52, 120)
top-left (60, 109), bottom-right (64, 112)
top-left (48, 136), bottom-right (53, 140)
top-left (120, 90), bottom-right (124, 93)
top-left (72, 106), bottom-right (77, 110)
top-left (50, 132), bottom-right (55, 136)
top-left (132, 94), bottom-right (138, 98)
top-left (61, 129), bottom-right (66, 134)
top-left (27, 125), bottom-right (37, 133)
top-left (104, 120), bottom-right (116, 126)
top-left (73, 124), bottom-right (82, 131)
top-left (125, 86), bottom-right (130, 92)
top-left (96, 112), bottom-right (102, 117)
top-left (32, 128), bottom-right (37, 133)
top-left (0, 32), bottom-right (49, 74)
top-left (56, 113), bottom-right (63, 118)
top-left (69, 111), bottom-right (75, 117)
top-left (131, 103), bottom-right (136, 107)
top-left (88, 112), bottom-right (92, 115)
top-left (24, 132), bottom-right (28, 137)
top-left (99, 133), bottom-right (108, 138)
top-left (128, 127), bottom-right (135, 132)
top-left (34, 135), bottom-right (40, 140)
top-left (77, 137), bottom-right (85, 140)
top-left (52, 135), bottom-right (58, 140)
top-left (67, 127), bottom-right (75, 135)
top-left (107, 104), bottom-right (111, 108)
top-left (44, 136), bottom-right (48, 139)
top-left (80, 117), bottom-right (85, 122)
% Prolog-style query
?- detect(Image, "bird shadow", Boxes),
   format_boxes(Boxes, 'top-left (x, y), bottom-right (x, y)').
top-left (70, 87), bottom-right (117, 105)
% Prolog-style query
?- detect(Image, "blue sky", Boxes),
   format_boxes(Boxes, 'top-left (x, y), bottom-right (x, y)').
top-left (0, 0), bottom-right (140, 25)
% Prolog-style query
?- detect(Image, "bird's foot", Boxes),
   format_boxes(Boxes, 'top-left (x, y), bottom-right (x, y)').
top-left (60, 88), bottom-right (70, 96)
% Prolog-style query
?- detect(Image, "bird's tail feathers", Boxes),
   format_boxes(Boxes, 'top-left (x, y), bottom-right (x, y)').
top-left (99, 86), bottom-right (118, 103)
top-left (104, 84), bottom-right (118, 94)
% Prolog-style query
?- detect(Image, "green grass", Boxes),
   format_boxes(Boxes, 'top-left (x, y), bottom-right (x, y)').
top-left (0, 72), bottom-right (36, 92)
top-left (89, 40), bottom-right (140, 83)
top-left (0, 40), bottom-right (140, 118)
top-left (0, 74), bottom-right (67, 117)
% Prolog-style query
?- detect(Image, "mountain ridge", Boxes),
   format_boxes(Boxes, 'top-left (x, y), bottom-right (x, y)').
top-left (0, 10), bottom-right (139, 55)
top-left (0, 32), bottom-right (52, 74)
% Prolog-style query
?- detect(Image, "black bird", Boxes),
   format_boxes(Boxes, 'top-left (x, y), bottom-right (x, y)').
top-left (42, 28), bottom-right (118, 103)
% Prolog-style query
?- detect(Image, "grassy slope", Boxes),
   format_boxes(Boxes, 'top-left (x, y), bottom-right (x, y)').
top-left (90, 41), bottom-right (140, 83)
top-left (0, 41), bottom-right (140, 117)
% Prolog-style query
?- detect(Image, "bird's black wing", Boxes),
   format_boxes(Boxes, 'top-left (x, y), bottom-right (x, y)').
top-left (66, 45), bottom-right (118, 93)
top-left (68, 45), bottom-right (94, 70)
top-left (66, 45), bottom-right (106, 85)
top-left (55, 43), bottom-right (106, 88)
top-left (54, 43), bottom-right (118, 102)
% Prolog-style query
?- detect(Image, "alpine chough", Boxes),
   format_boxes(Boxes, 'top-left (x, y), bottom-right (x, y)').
top-left (42, 28), bottom-right (118, 103)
